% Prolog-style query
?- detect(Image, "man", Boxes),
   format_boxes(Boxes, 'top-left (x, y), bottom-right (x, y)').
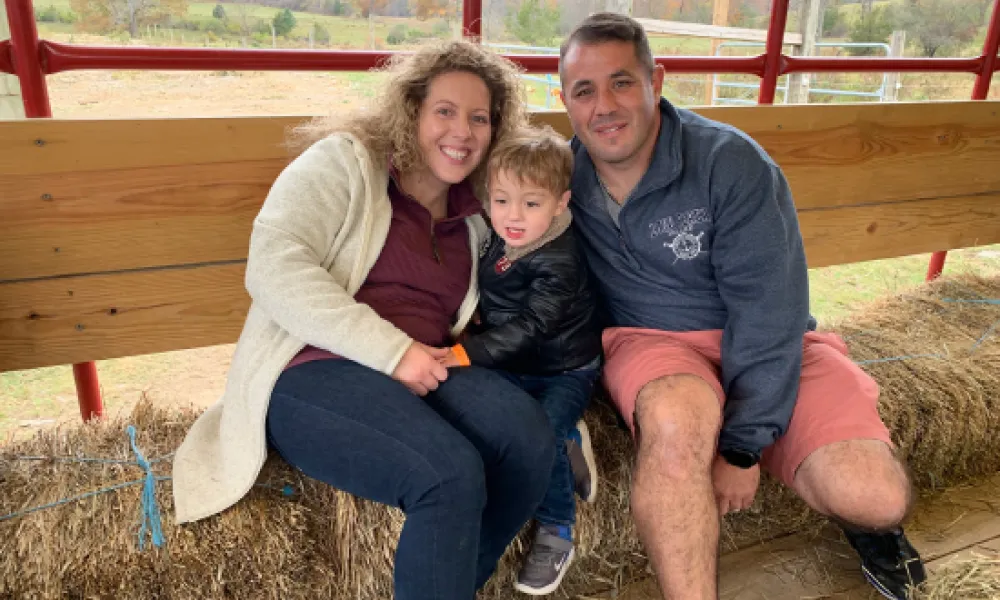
top-left (558, 12), bottom-right (927, 600)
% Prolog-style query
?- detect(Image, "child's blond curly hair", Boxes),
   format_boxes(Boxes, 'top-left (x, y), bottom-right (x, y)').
top-left (487, 125), bottom-right (573, 197)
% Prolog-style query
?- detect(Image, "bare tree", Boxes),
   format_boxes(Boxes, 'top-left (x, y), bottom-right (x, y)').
top-left (72, 0), bottom-right (187, 37)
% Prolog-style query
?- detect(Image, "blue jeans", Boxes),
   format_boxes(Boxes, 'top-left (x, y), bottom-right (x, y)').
top-left (265, 360), bottom-right (556, 600)
top-left (499, 367), bottom-right (599, 528)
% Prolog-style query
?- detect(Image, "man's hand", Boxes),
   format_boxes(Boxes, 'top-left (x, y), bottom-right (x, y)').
top-left (391, 342), bottom-right (449, 396)
top-left (711, 455), bottom-right (760, 516)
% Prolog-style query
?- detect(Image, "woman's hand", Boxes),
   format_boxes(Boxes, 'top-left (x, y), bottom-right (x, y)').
top-left (392, 342), bottom-right (450, 396)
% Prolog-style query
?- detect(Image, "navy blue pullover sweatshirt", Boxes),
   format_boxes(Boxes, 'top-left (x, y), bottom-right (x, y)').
top-left (570, 98), bottom-right (816, 457)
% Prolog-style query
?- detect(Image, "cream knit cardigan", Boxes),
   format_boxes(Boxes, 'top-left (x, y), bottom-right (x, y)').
top-left (172, 133), bottom-right (487, 524)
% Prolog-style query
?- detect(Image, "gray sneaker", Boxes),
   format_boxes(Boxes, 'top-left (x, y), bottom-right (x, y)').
top-left (567, 419), bottom-right (598, 503)
top-left (514, 526), bottom-right (576, 595)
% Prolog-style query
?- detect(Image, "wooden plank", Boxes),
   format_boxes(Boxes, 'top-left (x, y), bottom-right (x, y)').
top-left (0, 161), bottom-right (271, 280)
top-left (800, 193), bottom-right (1000, 268)
top-left (537, 101), bottom-right (1000, 212)
top-left (3, 191), bottom-right (993, 365)
top-left (0, 101), bottom-right (996, 348)
top-left (4, 101), bottom-right (995, 211)
top-left (634, 17), bottom-right (803, 45)
top-left (0, 263), bottom-right (249, 372)
top-left (0, 116), bottom-right (302, 175)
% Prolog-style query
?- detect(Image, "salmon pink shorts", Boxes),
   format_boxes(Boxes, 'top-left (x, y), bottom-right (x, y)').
top-left (601, 327), bottom-right (892, 487)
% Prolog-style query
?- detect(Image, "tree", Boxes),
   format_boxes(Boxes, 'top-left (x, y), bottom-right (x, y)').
top-left (212, 3), bottom-right (225, 19)
top-left (272, 8), bottom-right (296, 36)
top-left (893, 0), bottom-right (982, 57)
top-left (71, 0), bottom-right (186, 37)
top-left (353, 0), bottom-right (389, 18)
top-left (847, 5), bottom-right (892, 54)
top-left (231, 2), bottom-right (256, 45)
top-left (411, 0), bottom-right (453, 20)
top-left (313, 21), bottom-right (331, 44)
top-left (506, 0), bottom-right (560, 47)
top-left (822, 1), bottom-right (849, 37)
top-left (322, 0), bottom-right (351, 14)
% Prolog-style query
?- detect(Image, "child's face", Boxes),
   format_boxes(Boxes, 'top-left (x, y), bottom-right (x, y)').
top-left (488, 169), bottom-right (571, 248)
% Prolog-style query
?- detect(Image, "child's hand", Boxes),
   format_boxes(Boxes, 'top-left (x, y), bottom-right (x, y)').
top-left (438, 350), bottom-right (464, 368)
top-left (438, 345), bottom-right (471, 369)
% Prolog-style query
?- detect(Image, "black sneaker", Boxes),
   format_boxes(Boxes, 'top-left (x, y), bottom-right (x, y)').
top-left (514, 526), bottom-right (575, 595)
top-left (566, 420), bottom-right (598, 503)
top-left (842, 527), bottom-right (927, 600)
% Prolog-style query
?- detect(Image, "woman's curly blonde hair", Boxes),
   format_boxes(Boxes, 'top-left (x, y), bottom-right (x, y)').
top-left (287, 40), bottom-right (528, 190)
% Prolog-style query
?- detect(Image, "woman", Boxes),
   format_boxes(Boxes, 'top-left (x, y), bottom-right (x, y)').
top-left (171, 41), bottom-right (556, 599)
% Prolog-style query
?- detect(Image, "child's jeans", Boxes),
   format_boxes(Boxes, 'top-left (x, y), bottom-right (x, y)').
top-left (498, 365), bottom-right (600, 528)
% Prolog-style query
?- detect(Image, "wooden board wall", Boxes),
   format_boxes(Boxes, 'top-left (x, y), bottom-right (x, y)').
top-left (2, 101), bottom-right (998, 371)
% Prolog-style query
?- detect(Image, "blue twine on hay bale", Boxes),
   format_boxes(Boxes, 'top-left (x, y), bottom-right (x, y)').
top-left (1, 426), bottom-right (296, 550)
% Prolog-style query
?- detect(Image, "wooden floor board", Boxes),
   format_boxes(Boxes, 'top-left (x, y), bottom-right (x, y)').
top-left (612, 474), bottom-right (1000, 600)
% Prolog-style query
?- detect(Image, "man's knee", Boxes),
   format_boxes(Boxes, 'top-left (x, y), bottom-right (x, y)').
top-left (797, 440), bottom-right (913, 529)
top-left (633, 375), bottom-right (721, 475)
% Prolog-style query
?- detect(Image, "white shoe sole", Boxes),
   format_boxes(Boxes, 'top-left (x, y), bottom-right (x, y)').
top-left (576, 420), bottom-right (598, 503)
top-left (514, 547), bottom-right (576, 596)
top-left (862, 565), bottom-right (905, 600)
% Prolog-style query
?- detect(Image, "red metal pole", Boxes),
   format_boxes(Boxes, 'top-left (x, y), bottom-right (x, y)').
top-left (74, 363), bottom-right (103, 421)
top-left (4, 0), bottom-right (50, 116)
top-left (926, 0), bottom-right (1000, 282)
top-left (462, 0), bottom-right (481, 40)
top-left (758, 0), bottom-right (790, 104)
top-left (5, 0), bottom-right (105, 420)
top-left (971, 0), bottom-right (1000, 100)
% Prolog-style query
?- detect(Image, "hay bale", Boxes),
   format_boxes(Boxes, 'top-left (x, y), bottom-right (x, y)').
top-left (914, 553), bottom-right (1000, 599)
top-left (1, 274), bottom-right (997, 599)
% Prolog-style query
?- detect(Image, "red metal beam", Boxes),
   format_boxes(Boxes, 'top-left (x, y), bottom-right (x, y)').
top-left (783, 56), bottom-right (982, 74)
top-left (4, 0), bottom-right (50, 116)
top-left (462, 0), bottom-right (481, 39)
top-left (43, 42), bottom-right (400, 74)
top-left (0, 39), bottom-right (13, 75)
top-left (927, 0), bottom-right (1000, 282)
top-left (40, 41), bottom-right (771, 75)
top-left (758, 0), bottom-right (790, 104)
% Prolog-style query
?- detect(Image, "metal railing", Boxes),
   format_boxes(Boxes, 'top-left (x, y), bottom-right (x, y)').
top-left (712, 41), bottom-right (893, 105)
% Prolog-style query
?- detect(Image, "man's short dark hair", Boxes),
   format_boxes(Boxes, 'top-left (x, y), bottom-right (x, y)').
top-left (559, 12), bottom-right (656, 79)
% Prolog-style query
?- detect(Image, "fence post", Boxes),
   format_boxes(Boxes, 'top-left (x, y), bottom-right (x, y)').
top-left (703, 0), bottom-right (730, 106)
top-left (786, 0), bottom-right (821, 104)
top-left (883, 30), bottom-right (905, 102)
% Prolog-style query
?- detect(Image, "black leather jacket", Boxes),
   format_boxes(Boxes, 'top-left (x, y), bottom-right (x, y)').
top-left (461, 227), bottom-right (602, 375)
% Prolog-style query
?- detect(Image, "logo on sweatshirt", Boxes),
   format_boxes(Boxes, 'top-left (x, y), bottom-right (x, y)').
top-left (649, 208), bottom-right (710, 263)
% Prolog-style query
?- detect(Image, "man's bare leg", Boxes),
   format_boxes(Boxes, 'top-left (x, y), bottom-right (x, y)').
top-left (629, 375), bottom-right (722, 600)
top-left (791, 439), bottom-right (911, 529)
